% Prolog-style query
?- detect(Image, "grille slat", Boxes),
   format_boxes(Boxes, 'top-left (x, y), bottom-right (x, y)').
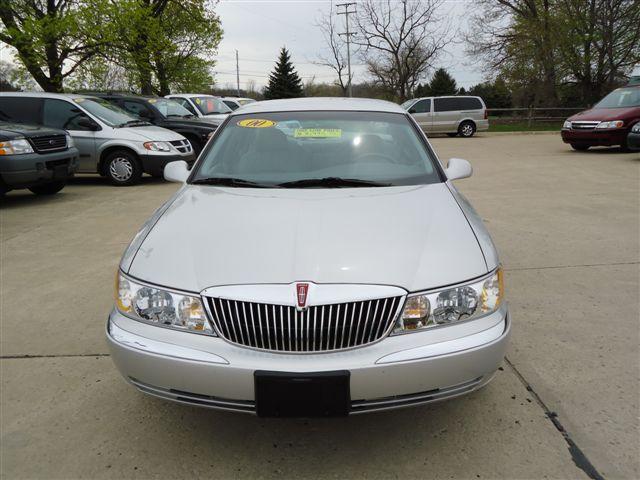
top-left (206, 296), bottom-right (403, 353)
top-left (30, 134), bottom-right (67, 153)
top-left (169, 139), bottom-right (193, 154)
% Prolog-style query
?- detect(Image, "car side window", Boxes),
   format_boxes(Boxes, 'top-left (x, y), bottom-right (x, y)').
top-left (0, 97), bottom-right (43, 123)
top-left (123, 101), bottom-right (152, 119)
top-left (412, 99), bottom-right (431, 113)
top-left (174, 98), bottom-right (197, 115)
top-left (434, 97), bottom-right (482, 112)
top-left (42, 99), bottom-right (94, 131)
top-left (223, 100), bottom-right (239, 111)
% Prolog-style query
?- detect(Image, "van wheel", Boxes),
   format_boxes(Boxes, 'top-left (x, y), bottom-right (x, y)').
top-left (571, 144), bottom-right (590, 151)
top-left (29, 181), bottom-right (66, 195)
top-left (446, 133), bottom-right (458, 137)
top-left (458, 121), bottom-right (476, 138)
top-left (105, 150), bottom-right (142, 186)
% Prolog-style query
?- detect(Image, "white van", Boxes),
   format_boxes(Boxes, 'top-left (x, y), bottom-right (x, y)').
top-left (402, 96), bottom-right (489, 137)
top-left (0, 93), bottom-right (195, 185)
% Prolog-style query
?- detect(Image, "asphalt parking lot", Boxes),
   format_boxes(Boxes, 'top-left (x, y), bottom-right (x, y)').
top-left (1, 132), bottom-right (638, 479)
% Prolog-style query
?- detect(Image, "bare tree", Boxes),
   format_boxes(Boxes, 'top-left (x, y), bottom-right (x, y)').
top-left (313, 4), bottom-right (351, 96)
top-left (354, 0), bottom-right (451, 101)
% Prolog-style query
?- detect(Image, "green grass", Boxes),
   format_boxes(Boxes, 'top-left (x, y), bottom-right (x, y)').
top-left (488, 122), bottom-right (562, 132)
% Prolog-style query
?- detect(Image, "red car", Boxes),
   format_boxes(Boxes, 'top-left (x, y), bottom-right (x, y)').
top-left (561, 85), bottom-right (640, 151)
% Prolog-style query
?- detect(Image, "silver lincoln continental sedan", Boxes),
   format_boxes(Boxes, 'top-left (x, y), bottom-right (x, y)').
top-left (107, 97), bottom-right (510, 417)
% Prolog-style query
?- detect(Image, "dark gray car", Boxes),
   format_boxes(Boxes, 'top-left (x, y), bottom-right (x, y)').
top-left (0, 122), bottom-right (79, 195)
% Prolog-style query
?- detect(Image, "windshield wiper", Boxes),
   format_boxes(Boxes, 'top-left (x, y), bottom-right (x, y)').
top-left (277, 177), bottom-right (391, 188)
top-left (117, 120), bottom-right (151, 127)
top-left (190, 177), bottom-right (271, 188)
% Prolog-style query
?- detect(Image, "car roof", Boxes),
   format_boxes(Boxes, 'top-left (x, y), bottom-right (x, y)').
top-left (167, 93), bottom-right (220, 98)
top-left (0, 92), bottom-right (101, 100)
top-left (230, 97), bottom-right (405, 115)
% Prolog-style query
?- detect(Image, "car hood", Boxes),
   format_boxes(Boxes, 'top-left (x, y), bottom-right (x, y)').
top-left (121, 125), bottom-right (186, 142)
top-left (127, 183), bottom-right (488, 293)
top-left (0, 122), bottom-right (66, 140)
top-left (162, 118), bottom-right (218, 130)
top-left (200, 113), bottom-right (228, 123)
top-left (568, 107), bottom-right (640, 121)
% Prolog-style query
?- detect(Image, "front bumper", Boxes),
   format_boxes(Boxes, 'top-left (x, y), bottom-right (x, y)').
top-left (141, 152), bottom-right (196, 176)
top-left (561, 128), bottom-right (628, 146)
top-left (0, 148), bottom-right (79, 190)
top-left (107, 304), bottom-right (511, 414)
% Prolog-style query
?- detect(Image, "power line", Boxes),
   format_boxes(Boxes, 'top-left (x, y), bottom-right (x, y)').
top-left (336, 2), bottom-right (357, 97)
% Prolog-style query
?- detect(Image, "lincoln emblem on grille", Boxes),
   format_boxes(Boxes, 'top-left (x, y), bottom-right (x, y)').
top-left (49, 139), bottom-right (56, 145)
top-left (296, 283), bottom-right (309, 311)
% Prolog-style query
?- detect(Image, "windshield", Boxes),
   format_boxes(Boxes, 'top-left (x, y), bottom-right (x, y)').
top-left (401, 99), bottom-right (416, 110)
top-left (191, 111), bottom-right (441, 187)
top-left (75, 98), bottom-right (137, 126)
top-left (594, 87), bottom-right (640, 108)
top-left (148, 98), bottom-right (193, 117)
top-left (193, 96), bottom-right (232, 115)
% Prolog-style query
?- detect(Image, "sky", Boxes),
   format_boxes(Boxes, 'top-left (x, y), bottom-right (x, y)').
top-left (214, 0), bottom-right (485, 90)
top-left (0, 0), bottom-right (485, 90)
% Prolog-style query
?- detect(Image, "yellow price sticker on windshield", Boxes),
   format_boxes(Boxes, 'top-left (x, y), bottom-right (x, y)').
top-left (294, 128), bottom-right (342, 138)
top-left (73, 98), bottom-right (85, 103)
top-left (147, 99), bottom-right (157, 103)
top-left (237, 119), bottom-right (277, 128)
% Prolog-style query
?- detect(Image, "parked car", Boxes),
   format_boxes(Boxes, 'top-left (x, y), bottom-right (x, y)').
top-left (561, 85), bottom-right (640, 151)
top-left (0, 93), bottom-right (195, 185)
top-left (0, 122), bottom-right (79, 195)
top-left (165, 94), bottom-right (232, 123)
top-left (221, 97), bottom-right (257, 111)
top-left (627, 122), bottom-right (640, 151)
top-left (107, 97), bottom-right (510, 417)
top-left (92, 94), bottom-right (217, 155)
top-left (402, 96), bottom-right (489, 137)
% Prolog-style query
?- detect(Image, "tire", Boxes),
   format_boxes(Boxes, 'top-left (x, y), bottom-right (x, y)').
top-left (28, 180), bottom-right (66, 195)
top-left (104, 150), bottom-right (142, 186)
top-left (446, 133), bottom-right (458, 137)
top-left (458, 121), bottom-right (476, 138)
top-left (571, 144), bottom-right (590, 151)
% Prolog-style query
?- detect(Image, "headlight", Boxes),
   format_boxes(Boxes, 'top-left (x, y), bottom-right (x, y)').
top-left (393, 268), bottom-right (504, 334)
top-left (595, 120), bottom-right (624, 129)
top-left (143, 141), bottom-right (172, 152)
top-left (0, 138), bottom-right (34, 155)
top-left (563, 120), bottom-right (572, 129)
top-left (115, 272), bottom-right (214, 335)
top-left (632, 123), bottom-right (640, 133)
top-left (65, 134), bottom-right (75, 148)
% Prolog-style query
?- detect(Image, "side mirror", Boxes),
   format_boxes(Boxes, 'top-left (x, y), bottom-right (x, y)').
top-left (408, 108), bottom-right (416, 114)
top-left (77, 117), bottom-right (99, 131)
top-left (445, 158), bottom-right (473, 181)
top-left (139, 110), bottom-right (153, 119)
top-left (164, 160), bottom-right (190, 183)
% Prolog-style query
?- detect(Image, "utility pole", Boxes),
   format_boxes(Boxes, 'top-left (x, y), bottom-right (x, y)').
top-left (235, 50), bottom-right (240, 96)
top-left (337, 2), bottom-right (356, 97)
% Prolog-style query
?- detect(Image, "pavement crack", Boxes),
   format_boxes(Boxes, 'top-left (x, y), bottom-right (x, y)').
top-left (505, 261), bottom-right (638, 272)
top-left (0, 353), bottom-right (110, 359)
top-left (504, 357), bottom-right (605, 480)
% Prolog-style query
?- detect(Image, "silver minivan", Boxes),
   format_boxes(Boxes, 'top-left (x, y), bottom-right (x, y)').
top-left (402, 96), bottom-right (489, 137)
top-left (0, 93), bottom-right (195, 185)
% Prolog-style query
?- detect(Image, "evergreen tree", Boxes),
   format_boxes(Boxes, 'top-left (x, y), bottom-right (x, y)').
top-left (414, 82), bottom-right (430, 98)
top-left (263, 47), bottom-right (304, 100)
top-left (427, 68), bottom-right (458, 97)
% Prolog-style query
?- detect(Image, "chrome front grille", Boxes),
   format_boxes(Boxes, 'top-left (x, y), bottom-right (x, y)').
top-left (169, 139), bottom-right (193, 153)
top-left (205, 297), bottom-right (403, 352)
top-left (30, 134), bottom-right (67, 152)
top-left (570, 121), bottom-right (599, 130)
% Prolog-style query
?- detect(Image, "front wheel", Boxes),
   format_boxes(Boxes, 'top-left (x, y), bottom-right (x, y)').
top-left (28, 181), bottom-right (66, 195)
top-left (105, 150), bottom-right (142, 186)
top-left (458, 121), bottom-right (476, 138)
top-left (571, 144), bottom-right (590, 151)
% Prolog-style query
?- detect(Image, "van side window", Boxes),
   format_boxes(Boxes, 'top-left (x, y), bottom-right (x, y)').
top-left (43, 99), bottom-right (93, 131)
top-left (412, 99), bottom-right (431, 113)
top-left (0, 97), bottom-right (43, 123)
top-left (434, 97), bottom-right (483, 112)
